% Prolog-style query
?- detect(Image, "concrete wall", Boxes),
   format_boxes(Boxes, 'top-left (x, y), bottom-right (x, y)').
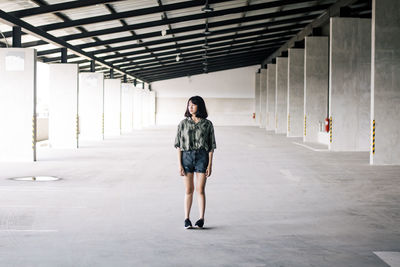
top-left (152, 66), bottom-right (258, 126)
top-left (329, 18), bottom-right (371, 151)
top-left (259, 68), bottom-right (268, 128)
top-left (304, 37), bottom-right (329, 143)
top-left (275, 57), bottom-right (288, 134)
top-left (370, 0), bottom-right (400, 164)
top-left (287, 48), bottom-right (304, 137)
top-left (266, 64), bottom-right (276, 131)
top-left (255, 72), bottom-right (260, 126)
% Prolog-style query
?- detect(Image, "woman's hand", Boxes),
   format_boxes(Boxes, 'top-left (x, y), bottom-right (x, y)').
top-left (206, 165), bottom-right (212, 177)
top-left (179, 165), bottom-right (185, 176)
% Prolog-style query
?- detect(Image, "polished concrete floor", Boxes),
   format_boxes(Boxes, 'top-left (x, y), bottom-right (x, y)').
top-left (0, 126), bottom-right (399, 267)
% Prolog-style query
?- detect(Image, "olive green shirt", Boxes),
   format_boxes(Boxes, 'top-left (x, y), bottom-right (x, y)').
top-left (174, 117), bottom-right (217, 152)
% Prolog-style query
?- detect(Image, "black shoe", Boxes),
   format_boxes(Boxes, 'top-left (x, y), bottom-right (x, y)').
top-left (184, 218), bottom-right (192, 229)
top-left (195, 218), bottom-right (204, 228)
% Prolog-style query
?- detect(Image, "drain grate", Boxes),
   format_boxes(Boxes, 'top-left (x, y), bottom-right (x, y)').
top-left (9, 176), bottom-right (61, 182)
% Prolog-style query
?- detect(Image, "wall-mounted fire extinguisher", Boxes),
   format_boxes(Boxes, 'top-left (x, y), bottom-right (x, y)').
top-left (252, 113), bottom-right (256, 119)
top-left (325, 118), bottom-right (330, 132)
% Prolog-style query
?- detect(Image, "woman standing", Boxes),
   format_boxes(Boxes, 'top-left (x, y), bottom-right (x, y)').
top-left (174, 96), bottom-right (216, 229)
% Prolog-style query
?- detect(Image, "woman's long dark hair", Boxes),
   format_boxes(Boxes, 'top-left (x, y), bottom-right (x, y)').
top-left (184, 96), bottom-right (208, 118)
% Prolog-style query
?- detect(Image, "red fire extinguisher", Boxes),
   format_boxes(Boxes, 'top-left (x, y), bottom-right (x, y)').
top-left (252, 113), bottom-right (256, 119)
top-left (325, 118), bottom-right (330, 132)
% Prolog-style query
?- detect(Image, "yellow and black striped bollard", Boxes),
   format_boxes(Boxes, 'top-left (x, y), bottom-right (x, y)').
top-left (372, 120), bottom-right (375, 154)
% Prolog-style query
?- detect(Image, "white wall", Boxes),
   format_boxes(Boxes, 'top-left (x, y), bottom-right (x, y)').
top-left (152, 66), bottom-right (258, 126)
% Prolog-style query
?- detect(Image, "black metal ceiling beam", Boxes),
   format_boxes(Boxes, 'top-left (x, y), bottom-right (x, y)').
top-left (33, 3), bottom-right (323, 56)
top-left (9, 0), bottom-right (122, 18)
top-left (105, 32), bottom-right (294, 65)
top-left (147, 60), bottom-right (263, 82)
top-left (91, 22), bottom-right (309, 56)
top-left (115, 39), bottom-right (286, 70)
top-left (36, 0), bottom-right (317, 32)
top-left (131, 49), bottom-right (270, 76)
top-left (0, 9), bottom-right (146, 82)
top-left (143, 58), bottom-right (263, 82)
top-left (1, 0), bottom-right (234, 38)
top-left (40, 25), bottom-right (301, 63)
top-left (77, 13), bottom-right (317, 51)
top-left (80, 40), bottom-right (283, 72)
top-left (262, 0), bottom-right (362, 65)
top-left (121, 41), bottom-right (284, 72)
top-left (79, 32), bottom-right (293, 70)
top-left (21, 11), bottom-right (315, 49)
top-left (104, 3), bottom-right (163, 68)
top-left (32, 4), bottom-right (319, 48)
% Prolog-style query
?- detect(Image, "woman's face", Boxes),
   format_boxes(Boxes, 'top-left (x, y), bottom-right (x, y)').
top-left (188, 100), bottom-right (198, 116)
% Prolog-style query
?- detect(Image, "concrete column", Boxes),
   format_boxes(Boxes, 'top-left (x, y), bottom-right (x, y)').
top-left (329, 18), bottom-right (371, 151)
top-left (104, 79), bottom-right (121, 136)
top-left (121, 83), bottom-right (134, 133)
top-left (370, 0), bottom-right (400, 164)
top-left (0, 48), bottom-right (36, 161)
top-left (287, 48), bottom-right (304, 137)
top-left (275, 57), bottom-right (288, 134)
top-left (304, 37), bottom-right (329, 143)
top-left (259, 68), bottom-right (268, 128)
top-left (49, 64), bottom-right (78, 148)
top-left (266, 64), bottom-right (276, 131)
top-left (78, 72), bottom-right (104, 141)
top-left (255, 72), bottom-right (260, 126)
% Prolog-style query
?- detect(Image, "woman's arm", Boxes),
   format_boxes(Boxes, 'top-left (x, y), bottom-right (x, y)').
top-left (206, 150), bottom-right (213, 177)
top-left (177, 148), bottom-right (185, 176)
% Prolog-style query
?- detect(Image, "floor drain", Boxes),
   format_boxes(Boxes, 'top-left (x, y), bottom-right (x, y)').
top-left (9, 176), bottom-right (60, 181)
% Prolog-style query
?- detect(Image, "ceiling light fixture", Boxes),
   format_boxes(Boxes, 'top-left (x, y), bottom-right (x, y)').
top-left (201, 0), bottom-right (214, 12)
top-left (176, 55), bottom-right (180, 62)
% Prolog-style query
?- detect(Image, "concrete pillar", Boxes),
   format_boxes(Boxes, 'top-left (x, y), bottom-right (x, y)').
top-left (104, 79), bottom-right (121, 136)
top-left (133, 88), bottom-right (143, 129)
top-left (329, 18), bottom-right (371, 151)
top-left (0, 48), bottom-right (36, 161)
top-left (266, 64), bottom-right (276, 131)
top-left (287, 48), bottom-right (304, 137)
top-left (275, 57), bottom-right (288, 134)
top-left (49, 64), bottom-right (78, 148)
top-left (259, 68), bottom-right (268, 128)
top-left (121, 83), bottom-right (134, 133)
top-left (78, 73), bottom-right (104, 141)
top-left (304, 37), bottom-right (329, 143)
top-left (254, 72), bottom-right (260, 126)
top-left (370, 0), bottom-right (400, 164)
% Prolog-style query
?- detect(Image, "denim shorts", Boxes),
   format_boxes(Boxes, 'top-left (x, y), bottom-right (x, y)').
top-left (182, 149), bottom-right (209, 173)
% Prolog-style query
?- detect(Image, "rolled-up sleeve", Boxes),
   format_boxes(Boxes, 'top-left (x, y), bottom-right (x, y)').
top-left (174, 123), bottom-right (181, 149)
top-left (208, 123), bottom-right (216, 152)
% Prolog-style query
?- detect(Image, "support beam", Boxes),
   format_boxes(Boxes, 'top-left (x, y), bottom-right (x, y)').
top-left (61, 47), bottom-right (67, 63)
top-left (12, 26), bottom-right (21, 47)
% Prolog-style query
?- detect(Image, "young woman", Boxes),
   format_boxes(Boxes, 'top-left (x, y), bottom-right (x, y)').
top-left (174, 96), bottom-right (216, 229)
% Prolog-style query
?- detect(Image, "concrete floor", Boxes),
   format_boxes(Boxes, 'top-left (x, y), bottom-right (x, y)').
top-left (0, 126), bottom-right (399, 267)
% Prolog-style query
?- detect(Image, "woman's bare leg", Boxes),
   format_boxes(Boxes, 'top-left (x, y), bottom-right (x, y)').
top-left (196, 172), bottom-right (207, 219)
top-left (184, 173), bottom-right (194, 219)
